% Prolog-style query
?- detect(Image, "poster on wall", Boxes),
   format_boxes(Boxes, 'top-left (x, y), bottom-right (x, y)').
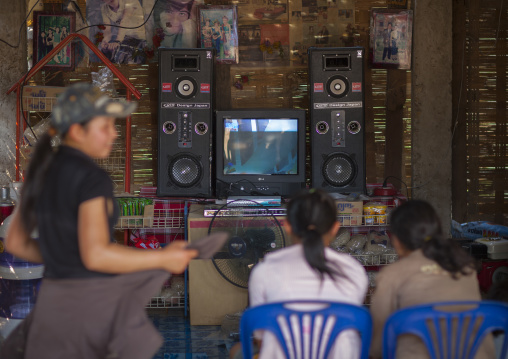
top-left (236, 0), bottom-right (289, 23)
top-left (370, 8), bottom-right (413, 69)
top-left (238, 24), bottom-right (263, 62)
top-left (259, 24), bottom-right (290, 63)
top-left (198, 5), bottom-right (239, 63)
top-left (152, 0), bottom-right (203, 49)
top-left (33, 11), bottom-right (76, 70)
top-left (87, 0), bottom-right (156, 64)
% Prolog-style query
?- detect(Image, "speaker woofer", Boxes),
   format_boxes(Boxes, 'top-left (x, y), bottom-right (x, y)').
top-left (322, 153), bottom-right (356, 187)
top-left (326, 75), bottom-right (349, 98)
top-left (168, 154), bottom-right (202, 188)
top-left (175, 76), bottom-right (197, 99)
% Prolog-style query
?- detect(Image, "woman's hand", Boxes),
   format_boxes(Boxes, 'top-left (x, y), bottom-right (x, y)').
top-left (160, 240), bottom-right (198, 274)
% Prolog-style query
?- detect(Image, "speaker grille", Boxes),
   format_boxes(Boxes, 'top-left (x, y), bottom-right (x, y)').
top-left (168, 154), bottom-right (202, 188)
top-left (322, 153), bottom-right (356, 187)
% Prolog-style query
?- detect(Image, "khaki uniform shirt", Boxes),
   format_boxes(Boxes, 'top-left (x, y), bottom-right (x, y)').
top-left (370, 249), bottom-right (495, 359)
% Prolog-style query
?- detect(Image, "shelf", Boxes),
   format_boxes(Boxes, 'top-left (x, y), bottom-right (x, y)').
top-left (115, 200), bottom-right (186, 230)
top-left (350, 253), bottom-right (398, 266)
top-left (338, 214), bottom-right (389, 227)
top-left (146, 295), bottom-right (185, 309)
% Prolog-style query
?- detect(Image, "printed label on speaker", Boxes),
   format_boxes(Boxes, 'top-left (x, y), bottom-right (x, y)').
top-left (352, 82), bottom-right (362, 92)
top-left (161, 102), bottom-right (211, 109)
top-left (314, 83), bottom-right (324, 92)
top-left (314, 102), bottom-right (363, 109)
top-left (200, 83), bottom-right (211, 93)
top-left (162, 83), bottom-right (172, 92)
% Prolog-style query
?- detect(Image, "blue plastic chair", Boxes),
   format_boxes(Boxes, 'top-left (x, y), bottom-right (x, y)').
top-left (382, 300), bottom-right (508, 359)
top-left (240, 300), bottom-right (372, 359)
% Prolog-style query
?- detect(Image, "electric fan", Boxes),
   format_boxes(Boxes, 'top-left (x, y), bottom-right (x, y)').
top-left (207, 201), bottom-right (286, 289)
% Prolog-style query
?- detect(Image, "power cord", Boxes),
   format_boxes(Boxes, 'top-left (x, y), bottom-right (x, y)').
top-left (382, 175), bottom-right (409, 199)
top-left (75, 0), bottom-right (160, 34)
top-left (0, 0), bottom-right (42, 48)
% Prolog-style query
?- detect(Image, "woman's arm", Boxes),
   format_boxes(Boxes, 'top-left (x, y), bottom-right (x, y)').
top-left (5, 209), bottom-right (44, 264)
top-left (78, 197), bottom-right (197, 274)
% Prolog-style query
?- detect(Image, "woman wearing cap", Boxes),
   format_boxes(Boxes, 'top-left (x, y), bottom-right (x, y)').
top-left (2, 83), bottom-right (198, 359)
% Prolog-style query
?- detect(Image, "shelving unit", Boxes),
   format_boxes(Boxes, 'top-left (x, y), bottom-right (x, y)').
top-left (331, 187), bottom-right (406, 306)
top-left (115, 198), bottom-right (188, 310)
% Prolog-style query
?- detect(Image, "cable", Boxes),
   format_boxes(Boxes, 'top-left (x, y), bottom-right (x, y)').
top-left (0, 0), bottom-right (42, 48)
top-left (382, 175), bottom-right (409, 199)
top-left (75, 0), bottom-right (160, 34)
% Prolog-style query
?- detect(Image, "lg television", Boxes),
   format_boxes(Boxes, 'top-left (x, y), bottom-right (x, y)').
top-left (215, 109), bottom-right (307, 198)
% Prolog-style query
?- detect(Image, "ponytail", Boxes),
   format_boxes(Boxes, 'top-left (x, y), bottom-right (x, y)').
top-left (19, 132), bottom-right (57, 234)
top-left (287, 189), bottom-right (341, 281)
top-left (389, 200), bottom-right (476, 278)
top-left (301, 228), bottom-right (335, 281)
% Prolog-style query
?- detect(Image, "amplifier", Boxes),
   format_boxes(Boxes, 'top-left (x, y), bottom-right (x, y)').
top-left (227, 196), bottom-right (282, 207)
top-left (203, 206), bottom-right (286, 217)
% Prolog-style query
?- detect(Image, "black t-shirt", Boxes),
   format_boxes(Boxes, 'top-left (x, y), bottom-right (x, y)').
top-left (37, 146), bottom-right (118, 279)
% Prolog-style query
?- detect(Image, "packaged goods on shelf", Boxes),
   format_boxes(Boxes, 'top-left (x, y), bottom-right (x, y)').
top-left (329, 227), bottom-right (351, 250)
top-left (363, 202), bottom-right (388, 225)
top-left (336, 201), bottom-right (363, 226)
top-left (116, 197), bottom-right (154, 228)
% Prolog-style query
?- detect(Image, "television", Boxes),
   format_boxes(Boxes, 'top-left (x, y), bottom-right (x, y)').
top-left (215, 109), bottom-right (307, 198)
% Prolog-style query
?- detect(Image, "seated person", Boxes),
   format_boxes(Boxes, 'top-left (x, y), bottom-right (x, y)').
top-left (230, 189), bottom-right (368, 359)
top-left (369, 200), bottom-right (495, 359)
top-left (487, 277), bottom-right (508, 359)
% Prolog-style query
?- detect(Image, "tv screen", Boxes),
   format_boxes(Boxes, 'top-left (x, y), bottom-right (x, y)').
top-left (215, 109), bottom-right (306, 198)
top-left (223, 118), bottom-right (299, 175)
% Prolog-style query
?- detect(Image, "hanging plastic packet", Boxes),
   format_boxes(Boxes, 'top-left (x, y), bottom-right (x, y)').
top-left (91, 67), bottom-right (118, 97)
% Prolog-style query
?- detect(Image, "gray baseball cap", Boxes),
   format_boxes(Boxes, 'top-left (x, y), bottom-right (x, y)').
top-left (51, 83), bottom-right (137, 134)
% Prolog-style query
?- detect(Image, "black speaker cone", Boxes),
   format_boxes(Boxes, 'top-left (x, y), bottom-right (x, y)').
top-left (326, 75), bottom-right (349, 98)
top-left (168, 154), bottom-right (202, 187)
top-left (175, 76), bottom-right (197, 99)
top-left (322, 153), bottom-right (356, 187)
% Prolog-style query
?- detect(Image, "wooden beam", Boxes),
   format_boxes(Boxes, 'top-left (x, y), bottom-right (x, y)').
top-left (451, 0), bottom-right (468, 223)
top-left (384, 69), bottom-right (406, 190)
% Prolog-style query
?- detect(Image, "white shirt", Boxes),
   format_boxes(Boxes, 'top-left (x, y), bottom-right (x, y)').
top-left (249, 244), bottom-right (368, 359)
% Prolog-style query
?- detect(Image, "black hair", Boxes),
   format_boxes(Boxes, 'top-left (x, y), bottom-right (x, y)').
top-left (286, 189), bottom-right (340, 281)
top-left (19, 121), bottom-right (90, 234)
top-left (19, 133), bottom-right (56, 234)
top-left (487, 277), bottom-right (508, 303)
top-left (389, 200), bottom-right (476, 279)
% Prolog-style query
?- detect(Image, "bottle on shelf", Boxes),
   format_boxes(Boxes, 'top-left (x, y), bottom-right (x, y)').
top-left (0, 186), bottom-right (15, 225)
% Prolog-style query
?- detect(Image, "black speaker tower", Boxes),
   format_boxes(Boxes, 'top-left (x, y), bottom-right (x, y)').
top-left (308, 47), bottom-right (366, 194)
top-left (157, 48), bottom-right (215, 197)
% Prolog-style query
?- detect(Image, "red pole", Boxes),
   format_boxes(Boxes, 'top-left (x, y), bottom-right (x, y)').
top-left (125, 91), bottom-right (132, 194)
top-left (15, 89), bottom-right (20, 181)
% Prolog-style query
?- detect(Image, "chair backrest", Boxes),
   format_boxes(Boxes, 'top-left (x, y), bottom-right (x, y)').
top-left (382, 300), bottom-right (508, 359)
top-left (240, 300), bottom-right (372, 359)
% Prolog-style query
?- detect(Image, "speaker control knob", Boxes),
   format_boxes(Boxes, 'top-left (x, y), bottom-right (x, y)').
top-left (348, 121), bottom-right (361, 134)
top-left (163, 121), bottom-right (176, 135)
top-left (316, 121), bottom-right (329, 135)
top-left (195, 122), bottom-right (208, 135)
